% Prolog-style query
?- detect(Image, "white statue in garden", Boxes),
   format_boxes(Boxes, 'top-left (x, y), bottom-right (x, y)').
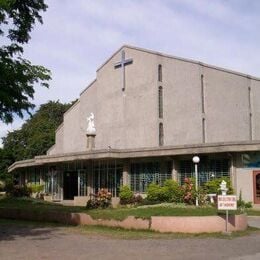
top-left (87, 112), bottom-right (96, 135)
top-left (220, 180), bottom-right (228, 195)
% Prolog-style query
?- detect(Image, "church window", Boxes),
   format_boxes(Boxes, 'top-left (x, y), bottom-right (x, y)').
top-left (27, 169), bottom-right (40, 184)
top-left (201, 74), bottom-right (205, 113)
top-left (159, 123), bottom-right (164, 146)
top-left (179, 158), bottom-right (230, 186)
top-left (93, 160), bottom-right (123, 197)
top-left (158, 86), bottom-right (163, 118)
top-left (202, 118), bottom-right (206, 143)
top-left (158, 64), bottom-right (162, 82)
top-left (248, 86), bottom-right (253, 140)
top-left (78, 170), bottom-right (88, 196)
top-left (130, 162), bottom-right (171, 193)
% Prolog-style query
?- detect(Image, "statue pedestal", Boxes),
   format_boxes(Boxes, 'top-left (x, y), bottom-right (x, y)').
top-left (86, 133), bottom-right (96, 150)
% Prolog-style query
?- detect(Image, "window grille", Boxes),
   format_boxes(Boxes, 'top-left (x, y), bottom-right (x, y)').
top-left (27, 169), bottom-right (40, 184)
top-left (179, 158), bottom-right (230, 186)
top-left (93, 161), bottom-right (123, 197)
top-left (79, 170), bottom-right (87, 196)
top-left (130, 162), bottom-right (171, 193)
top-left (44, 170), bottom-right (62, 200)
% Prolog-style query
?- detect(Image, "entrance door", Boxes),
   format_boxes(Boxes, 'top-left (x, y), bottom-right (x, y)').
top-left (45, 170), bottom-right (62, 201)
top-left (63, 171), bottom-right (78, 200)
top-left (253, 171), bottom-right (260, 204)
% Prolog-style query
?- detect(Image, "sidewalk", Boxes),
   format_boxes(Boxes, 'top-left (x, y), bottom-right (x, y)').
top-left (248, 216), bottom-right (260, 229)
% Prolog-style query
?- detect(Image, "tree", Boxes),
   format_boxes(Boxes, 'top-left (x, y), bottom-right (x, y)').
top-left (0, 0), bottom-right (51, 124)
top-left (0, 100), bottom-right (74, 181)
top-left (0, 147), bottom-right (14, 181)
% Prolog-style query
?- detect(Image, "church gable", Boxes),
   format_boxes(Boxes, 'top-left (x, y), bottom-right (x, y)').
top-left (47, 123), bottom-right (64, 155)
top-left (47, 45), bottom-right (260, 156)
top-left (62, 100), bottom-right (85, 153)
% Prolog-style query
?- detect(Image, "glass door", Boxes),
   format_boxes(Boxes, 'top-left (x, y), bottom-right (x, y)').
top-left (45, 170), bottom-right (62, 201)
top-left (78, 170), bottom-right (88, 196)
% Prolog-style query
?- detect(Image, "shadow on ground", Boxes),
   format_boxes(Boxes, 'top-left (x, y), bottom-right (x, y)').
top-left (0, 218), bottom-right (67, 242)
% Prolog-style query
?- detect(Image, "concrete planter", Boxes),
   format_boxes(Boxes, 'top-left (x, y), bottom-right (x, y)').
top-left (0, 208), bottom-right (247, 233)
top-left (151, 214), bottom-right (247, 233)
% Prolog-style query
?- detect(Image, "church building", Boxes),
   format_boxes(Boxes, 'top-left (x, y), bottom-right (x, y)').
top-left (8, 45), bottom-right (260, 206)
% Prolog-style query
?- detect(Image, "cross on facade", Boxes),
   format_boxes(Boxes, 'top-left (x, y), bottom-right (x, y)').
top-left (114, 50), bottom-right (133, 91)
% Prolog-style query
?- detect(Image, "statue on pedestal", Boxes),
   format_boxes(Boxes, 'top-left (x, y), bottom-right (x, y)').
top-left (220, 180), bottom-right (228, 196)
top-left (86, 112), bottom-right (96, 135)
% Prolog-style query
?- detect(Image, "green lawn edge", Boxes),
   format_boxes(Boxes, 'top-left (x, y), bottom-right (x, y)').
top-left (0, 197), bottom-right (255, 221)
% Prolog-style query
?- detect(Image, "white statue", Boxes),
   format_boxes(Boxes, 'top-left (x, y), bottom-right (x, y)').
top-left (220, 180), bottom-right (228, 196)
top-left (86, 112), bottom-right (96, 135)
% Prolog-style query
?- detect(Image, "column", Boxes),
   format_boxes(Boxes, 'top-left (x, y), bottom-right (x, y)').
top-left (171, 158), bottom-right (178, 182)
top-left (123, 160), bottom-right (130, 186)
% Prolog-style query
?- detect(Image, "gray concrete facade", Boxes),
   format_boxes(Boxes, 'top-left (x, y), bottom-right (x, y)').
top-left (8, 45), bottom-right (260, 205)
top-left (46, 45), bottom-right (260, 154)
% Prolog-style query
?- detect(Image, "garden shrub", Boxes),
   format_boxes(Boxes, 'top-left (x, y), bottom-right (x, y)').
top-left (163, 179), bottom-right (184, 203)
top-left (86, 188), bottom-right (112, 209)
top-left (139, 198), bottom-right (163, 205)
top-left (5, 182), bottom-right (32, 197)
top-left (204, 177), bottom-right (234, 195)
top-left (147, 179), bottom-right (195, 204)
top-left (28, 183), bottom-right (44, 193)
top-left (0, 181), bottom-right (5, 192)
top-left (197, 186), bottom-right (208, 206)
top-left (146, 183), bottom-right (168, 202)
top-left (119, 185), bottom-right (134, 205)
top-left (182, 178), bottom-right (196, 205)
top-left (237, 190), bottom-right (253, 210)
top-left (134, 194), bottom-right (144, 204)
top-left (145, 178), bottom-right (211, 206)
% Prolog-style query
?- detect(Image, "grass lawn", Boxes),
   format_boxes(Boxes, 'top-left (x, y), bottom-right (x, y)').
top-left (245, 209), bottom-right (260, 216)
top-left (85, 206), bottom-right (220, 220)
top-left (0, 196), bottom-right (246, 221)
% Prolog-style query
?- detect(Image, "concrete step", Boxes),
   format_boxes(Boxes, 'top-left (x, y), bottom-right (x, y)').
top-left (55, 200), bottom-right (74, 206)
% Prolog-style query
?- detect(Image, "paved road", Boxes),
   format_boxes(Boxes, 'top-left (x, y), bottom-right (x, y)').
top-left (1, 222), bottom-right (260, 260)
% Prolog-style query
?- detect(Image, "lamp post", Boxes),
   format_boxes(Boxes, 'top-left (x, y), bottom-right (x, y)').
top-left (192, 156), bottom-right (200, 207)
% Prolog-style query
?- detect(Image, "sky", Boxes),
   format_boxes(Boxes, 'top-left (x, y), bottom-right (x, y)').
top-left (1, 0), bottom-right (260, 147)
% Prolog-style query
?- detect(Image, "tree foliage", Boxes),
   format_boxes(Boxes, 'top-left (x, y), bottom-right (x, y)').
top-left (0, 0), bottom-right (51, 123)
top-left (0, 100), bottom-right (73, 181)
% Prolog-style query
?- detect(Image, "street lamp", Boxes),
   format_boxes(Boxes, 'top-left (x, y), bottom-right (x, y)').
top-left (192, 156), bottom-right (200, 206)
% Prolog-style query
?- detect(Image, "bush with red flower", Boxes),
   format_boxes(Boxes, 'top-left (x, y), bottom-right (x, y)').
top-left (86, 188), bottom-right (112, 209)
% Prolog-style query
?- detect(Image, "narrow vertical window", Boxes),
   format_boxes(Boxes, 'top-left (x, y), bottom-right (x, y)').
top-left (201, 74), bottom-right (205, 113)
top-left (201, 74), bottom-right (206, 143)
top-left (159, 123), bottom-right (164, 146)
top-left (202, 118), bottom-right (206, 143)
top-left (158, 86), bottom-right (163, 118)
top-left (248, 86), bottom-right (253, 140)
top-left (158, 64), bottom-right (162, 82)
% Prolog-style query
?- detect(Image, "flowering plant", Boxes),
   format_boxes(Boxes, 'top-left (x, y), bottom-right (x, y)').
top-left (86, 188), bottom-right (112, 209)
top-left (182, 178), bottom-right (196, 205)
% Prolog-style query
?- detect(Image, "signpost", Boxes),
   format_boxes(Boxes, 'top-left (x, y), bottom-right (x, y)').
top-left (217, 195), bottom-right (237, 210)
top-left (218, 180), bottom-right (237, 233)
